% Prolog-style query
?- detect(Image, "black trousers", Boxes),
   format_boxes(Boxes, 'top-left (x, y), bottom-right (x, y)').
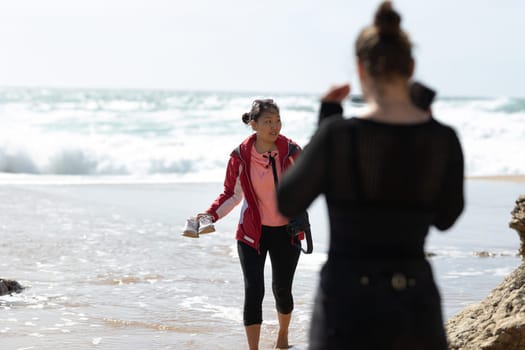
top-left (237, 225), bottom-right (301, 326)
top-left (309, 259), bottom-right (448, 350)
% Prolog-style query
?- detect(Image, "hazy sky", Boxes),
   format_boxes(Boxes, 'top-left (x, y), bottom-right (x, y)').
top-left (1, 0), bottom-right (524, 97)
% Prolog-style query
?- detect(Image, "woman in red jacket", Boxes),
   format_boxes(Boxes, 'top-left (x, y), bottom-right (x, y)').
top-left (198, 99), bottom-right (302, 350)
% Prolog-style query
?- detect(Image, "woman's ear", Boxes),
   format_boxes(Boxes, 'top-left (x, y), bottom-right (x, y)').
top-left (357, 59), bottom-right (366, 82)
top-left (408, 58), bottom-right (415, 78)
top-left (250, 120), bottom-right (257, 131)
top-left (357, 60), bottom-right (370, 97)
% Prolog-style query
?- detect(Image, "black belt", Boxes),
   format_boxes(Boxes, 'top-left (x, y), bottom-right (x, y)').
top-left (358, 272), bottom-right (418, 291)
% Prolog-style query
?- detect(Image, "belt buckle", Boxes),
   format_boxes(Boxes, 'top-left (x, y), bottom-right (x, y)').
top-left (391, 273), bottom-right (407, 291)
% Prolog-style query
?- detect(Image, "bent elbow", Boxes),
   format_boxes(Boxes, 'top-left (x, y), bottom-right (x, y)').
top-left (434, 202), bottom-right (464, 231)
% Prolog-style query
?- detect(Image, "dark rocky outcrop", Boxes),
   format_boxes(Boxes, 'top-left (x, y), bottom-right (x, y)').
top-left (446, 194), bottom-right (525, 350)
top-left (510, 195), bottom-right (525, 257)
top-left (0, 279), bottom-right (24, 296)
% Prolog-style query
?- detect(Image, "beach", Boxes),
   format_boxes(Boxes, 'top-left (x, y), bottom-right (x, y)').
top-left (1, 177), bottom-right (523, 349)
top-left (1, 87), bottom-right (524, 348)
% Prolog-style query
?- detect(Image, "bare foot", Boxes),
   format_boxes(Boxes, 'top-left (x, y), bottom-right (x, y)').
top-left (275, 330), bottom-right (289, 349)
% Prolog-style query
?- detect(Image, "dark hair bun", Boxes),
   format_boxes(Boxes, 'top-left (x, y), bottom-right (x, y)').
top-left (242, 112), bottom-right (251, 124)
top-left (374, 1), bottom-right (401, 37)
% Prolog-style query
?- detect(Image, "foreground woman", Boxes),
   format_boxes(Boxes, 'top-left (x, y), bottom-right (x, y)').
top-left (277, 2), bottom-right (464, 349)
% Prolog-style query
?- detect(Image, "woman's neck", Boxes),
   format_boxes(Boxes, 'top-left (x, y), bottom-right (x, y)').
top-left (254, 137), bottom-right (276, 154)
top-left (362, 81), bottom-right (430, 124)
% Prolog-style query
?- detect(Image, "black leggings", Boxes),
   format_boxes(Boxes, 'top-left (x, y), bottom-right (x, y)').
top-left (237, 225), bottom-right (301, 326)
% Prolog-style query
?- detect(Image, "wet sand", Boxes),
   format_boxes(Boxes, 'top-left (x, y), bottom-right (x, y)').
top-left (0, 178), bottom-right (523, 349)
top-left (469, 174), bottom-right (525, 183)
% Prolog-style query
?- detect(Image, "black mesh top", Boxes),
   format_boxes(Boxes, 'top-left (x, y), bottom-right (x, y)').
top-left (277, 102), bottom-right (464, 259)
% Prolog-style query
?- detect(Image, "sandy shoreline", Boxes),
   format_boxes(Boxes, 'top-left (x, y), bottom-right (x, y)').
top-left (0, 173), bottom-right (524, 185)
top-left (468, 174), bottom-right (525, 183)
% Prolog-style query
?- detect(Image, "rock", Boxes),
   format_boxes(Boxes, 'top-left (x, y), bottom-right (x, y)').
top-left (509, 195), bottom-right (525, 257)
top-left (446, 194), bottom-right (525, 349)
top-left (446, 264), bottom-right (525, 349)
top-left (0, 279), bottom-right (24, 296)
top-left (474, 251), bottom-right (497, 258)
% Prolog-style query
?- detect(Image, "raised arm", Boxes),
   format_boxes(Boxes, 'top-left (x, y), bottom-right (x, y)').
top-left (278, 84), bottom-right (349, 217)
top-left (277, 122), bottom-right (331, 218)
top-left (318, 83), bottom-right (349, 126)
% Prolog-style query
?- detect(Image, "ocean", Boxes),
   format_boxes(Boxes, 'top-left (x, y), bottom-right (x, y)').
top-left (0, 87), bottom-right (524, 349)
top-left (1, 87), bottom-right (524, 182)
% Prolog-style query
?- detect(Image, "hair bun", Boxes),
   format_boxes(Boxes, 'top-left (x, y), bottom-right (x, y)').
top-left (242, 112), bottom-right (251, 124)
top-left (374, 1), bottom-right (401, 37)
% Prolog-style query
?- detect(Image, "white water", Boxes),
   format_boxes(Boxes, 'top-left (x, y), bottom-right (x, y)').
top-left (1, 88), bottom-right (524, 182)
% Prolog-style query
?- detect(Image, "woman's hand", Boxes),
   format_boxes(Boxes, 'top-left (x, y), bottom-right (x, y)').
top-left (321, 83), bottom-right (351, 103)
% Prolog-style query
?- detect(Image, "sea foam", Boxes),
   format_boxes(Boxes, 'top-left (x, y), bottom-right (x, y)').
top-left (1, 88), bottom-right (523, 181)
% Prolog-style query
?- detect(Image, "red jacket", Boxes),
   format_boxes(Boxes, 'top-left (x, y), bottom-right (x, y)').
top-left (206, 133), bottom-right (302, 251)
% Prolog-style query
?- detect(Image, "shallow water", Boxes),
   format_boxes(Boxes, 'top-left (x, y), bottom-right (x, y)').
top-left (0, 180), bottom-right (522, 349)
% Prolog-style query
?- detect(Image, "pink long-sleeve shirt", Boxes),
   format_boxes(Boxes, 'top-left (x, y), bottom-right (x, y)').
top-left (250, 145), bottom-right (289, 227)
